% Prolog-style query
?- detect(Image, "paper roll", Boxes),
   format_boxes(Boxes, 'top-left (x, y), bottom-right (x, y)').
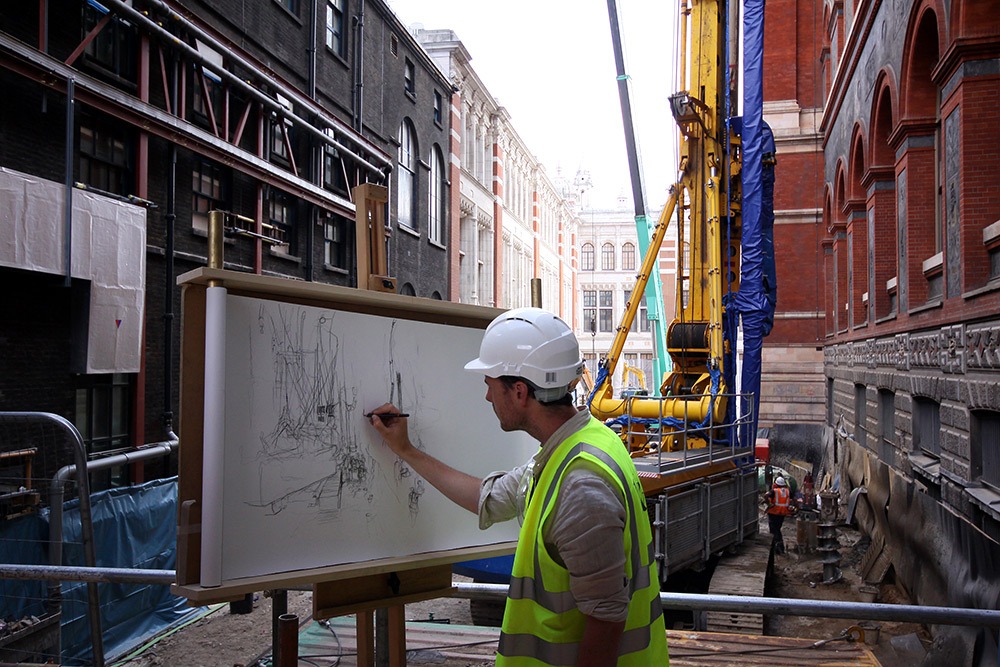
top-left (200, 285), bottom-right (227, 588)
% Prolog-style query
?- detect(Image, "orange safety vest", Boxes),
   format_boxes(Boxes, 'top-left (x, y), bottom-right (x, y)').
top-left (768, 485), bottom-right (792, 515)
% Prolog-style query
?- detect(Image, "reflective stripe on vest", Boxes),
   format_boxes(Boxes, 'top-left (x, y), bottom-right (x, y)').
top-left (770, 486), bottom-right (791, 515)
top-left (497, 418), bottom-right (668, 666)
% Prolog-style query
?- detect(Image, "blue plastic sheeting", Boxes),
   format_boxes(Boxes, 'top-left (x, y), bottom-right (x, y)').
top-left (60, 477), bottom-right (201, 665)
top-left (0, 513), bottom-right (50, 621)
top-left (453, 554), bottom-right (515, 584)
top-left (732, 0), bottom-right (777, 449)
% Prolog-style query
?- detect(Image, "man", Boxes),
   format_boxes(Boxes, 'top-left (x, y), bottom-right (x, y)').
top-left (369, 307), bottom-right (668, 666)
top-left (766, 476), bottom-right (792, 555)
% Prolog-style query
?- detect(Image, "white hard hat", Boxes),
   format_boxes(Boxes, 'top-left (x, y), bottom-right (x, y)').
top-left (774, 476), bottom-right (787, 487)
top-left (465, 307), bottom-right (584, 402)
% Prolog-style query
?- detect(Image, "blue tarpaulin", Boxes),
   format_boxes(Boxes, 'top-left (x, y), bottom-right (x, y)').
top-left (733, 0), bottom-right (777, 448)
top-left (59, 477), bottom-right (200, 665)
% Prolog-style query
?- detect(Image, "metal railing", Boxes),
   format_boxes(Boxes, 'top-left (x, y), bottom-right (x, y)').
top-left (619, 390), bottom-right (756, 470)
top-left (0, 412), bottom-right (178, 667)
top-left (1, 567), bottom-right (998, 631)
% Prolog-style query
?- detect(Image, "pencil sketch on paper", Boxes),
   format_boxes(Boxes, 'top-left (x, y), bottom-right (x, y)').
top-left (241, 303), bottom-right (427, 525)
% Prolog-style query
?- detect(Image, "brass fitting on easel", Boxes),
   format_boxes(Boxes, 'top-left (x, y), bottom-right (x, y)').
top-left (207, 210), bottom-right (224, 286)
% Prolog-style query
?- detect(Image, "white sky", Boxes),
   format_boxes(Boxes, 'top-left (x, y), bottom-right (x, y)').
top-left (386, 0), bottom-right (681, 211)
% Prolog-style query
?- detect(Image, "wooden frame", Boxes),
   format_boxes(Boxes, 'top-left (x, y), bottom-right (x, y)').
top-left (172, 267), bottom-right (513, 605)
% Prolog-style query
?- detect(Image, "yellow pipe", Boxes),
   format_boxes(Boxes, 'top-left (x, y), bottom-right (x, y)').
top-left (590, 390), bottom-right (727, 424)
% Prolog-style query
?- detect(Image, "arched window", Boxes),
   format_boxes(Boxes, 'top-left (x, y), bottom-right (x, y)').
top-left (581, 243), bottom-right (595, 271)
top-left (399, 282), bottom-right (416, 296)
top-left (622, 242), bottom-right (636, 271)
top-left (601, 242), bottom-right (615, 271)
top-left (429, 145), bottom-right (445, 244)
top-left (397, 119), bottom-right (416, 230)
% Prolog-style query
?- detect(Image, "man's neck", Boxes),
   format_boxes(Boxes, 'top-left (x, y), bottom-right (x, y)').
top-left (524, 404), bottom-right (582, 445)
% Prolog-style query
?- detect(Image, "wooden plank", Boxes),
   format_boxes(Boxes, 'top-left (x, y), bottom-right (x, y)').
top-left (171, 542), bottom-right (512, 604)
top-left (663, 628), bottom-right (882, 666)
top-left (177, 267), bottom-right (503, 330)
top-left (706, 534), bottom-right (770, 635)
top-left (313, 565), bottom-right (454, 620)
top-left (176, 283), bottom-right (206, 588)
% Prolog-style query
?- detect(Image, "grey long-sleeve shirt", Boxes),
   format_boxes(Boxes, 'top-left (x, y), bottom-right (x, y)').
top-left (477, 409), bottom-right (631, 622)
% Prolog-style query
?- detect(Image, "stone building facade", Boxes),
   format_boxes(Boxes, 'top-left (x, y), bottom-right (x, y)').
top-left (819, 0), bottom-right (1000, 655)
top-left (0, 0), bottom-right (451, 484)
top-left (575, 194), bottom-right (677, 394)
top-left (414, 29), bottom-right (579, 322)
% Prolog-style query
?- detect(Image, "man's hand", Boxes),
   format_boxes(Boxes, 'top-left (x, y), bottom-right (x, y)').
top-left (578, 615), bottom-right (626, 666)
top-left (365, 403), bottom-right (482, 514)
top-left (367, 403), bottom-right (413, 457)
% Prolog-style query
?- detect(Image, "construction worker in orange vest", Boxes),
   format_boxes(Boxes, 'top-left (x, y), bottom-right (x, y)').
top-left (766, 476), bottom-right (793, 555)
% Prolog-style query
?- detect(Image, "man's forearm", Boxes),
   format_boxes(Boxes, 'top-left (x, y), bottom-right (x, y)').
top-left (577, 615), bottom-right (626, 667)
top-left (395, 445), bottom-right (482, 514)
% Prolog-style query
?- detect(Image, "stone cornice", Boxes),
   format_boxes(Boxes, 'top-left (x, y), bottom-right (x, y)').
top-left (888, 117), bottom-right (937, 149)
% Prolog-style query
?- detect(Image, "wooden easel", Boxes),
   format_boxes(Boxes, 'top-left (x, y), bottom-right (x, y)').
top-left (313, 565), bottom-right (455, 666)
top-left (172, 209), bottom-right (512, 665)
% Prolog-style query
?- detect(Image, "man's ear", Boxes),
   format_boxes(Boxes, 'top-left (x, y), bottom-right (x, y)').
top-left (514, 380), bottom-right (532, 406)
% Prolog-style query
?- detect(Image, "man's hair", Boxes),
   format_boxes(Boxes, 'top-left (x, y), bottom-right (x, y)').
top-left (497, 375), bottom-right (574, 407)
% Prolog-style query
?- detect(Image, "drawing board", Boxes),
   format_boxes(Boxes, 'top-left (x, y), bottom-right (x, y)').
top-left (175, 269), bottom-right (533, 598)
top-left (218, 294), bottom-right (530, 580)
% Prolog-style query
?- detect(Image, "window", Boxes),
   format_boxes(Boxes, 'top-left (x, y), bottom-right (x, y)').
top-left (602, 242), bottom-right (615, 271)
top-left (878, 389), bottom-right (894, 461)
top-left (973, 411), bottom-right (1000, 491)
top-left (390, 34), bottom-right (399, 58)
top-left (397, 120), bottom-right (416, 229)
top-left (81, 2), bottom-right (137, 82)
top-left (826, 377), bottom-right (835, 425)
top-left (583, 353), bottom-right (598, 378)
top-left (323, 215), bottom-right (348, 269)
top-left (640, 353), bottom-right (653, 385)
top-left (429, 146), bottom-right (445, 244)
top-left (639, 296), bottom-right (650, 333)
top-left (404, 59), bottom-right (415, 97)
top-left (625, 289), bottom-right (638, 332)
top-left (325, 0), bottom-right (345, 56)
top-left (433, 90), bottom-right (444, 125)
top-left (191, 160), bottom-right (226, 233)
top-left (581, 243), bottom-right (595, 271)
top-left (269, 189), bottom-right (295, 254)
top-left (277, 0), bottom-right (299, 15)
top-left (322, 129), bottom-right (349, 195)
top-left (622, 242), bottom-right (636, 271)
top-left (399, 282), bottom-right (416, 296)
top-left (583, 290), bottom-right (597, 333)
top-left (74, 373), bottom-right (132, 491)
top-left (79, 117), bottom-right (133, 196)
top-left (599, 290), bottom-right (613, 332)
top-left (913, 397), bottom-right (941, 457)
top-left (270, 118), bottom-right (292, 164)
top-left (854, 384), bottom-right (867, 448)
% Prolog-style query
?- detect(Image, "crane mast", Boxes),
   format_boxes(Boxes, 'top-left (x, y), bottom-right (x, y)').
top-left (590, 0), bottom-right (743, 451)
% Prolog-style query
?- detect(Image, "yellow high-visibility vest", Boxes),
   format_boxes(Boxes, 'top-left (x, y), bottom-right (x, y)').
top-left (496, 416), bottom-right (669, 666)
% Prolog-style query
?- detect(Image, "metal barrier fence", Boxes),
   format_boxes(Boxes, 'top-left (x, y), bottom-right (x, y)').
top-left (0, 412), bottom-right (177, 667)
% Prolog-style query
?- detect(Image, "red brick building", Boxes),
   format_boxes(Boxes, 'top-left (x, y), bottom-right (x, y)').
top-left (818, 0), bottom-right (1000, 658)
top-left (757, 0), bottom-right (828, 446)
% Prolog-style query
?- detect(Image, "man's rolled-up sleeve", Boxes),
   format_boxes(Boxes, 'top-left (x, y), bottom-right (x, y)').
top-left (478, 461), bottom-right (531, 530)
top-left (546, 461), bottom-right (630, 622)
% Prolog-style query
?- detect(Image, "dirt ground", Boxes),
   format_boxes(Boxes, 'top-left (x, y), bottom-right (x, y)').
top-left (763, 514), bottom-right (931, 667)
top-left (112, 518), bottom-right (933, 667)
top-left (111, 580), bottom-right (486, 667)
